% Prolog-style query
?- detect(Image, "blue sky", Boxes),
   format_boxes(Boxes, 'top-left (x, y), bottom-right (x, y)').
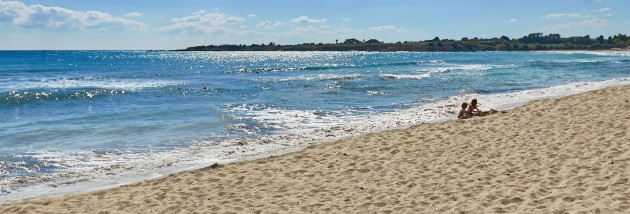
top-left (1, 0), bottom-right (628, 50)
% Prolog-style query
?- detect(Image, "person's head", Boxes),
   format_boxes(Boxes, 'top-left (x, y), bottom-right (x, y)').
top-left (471, 99), bottom-right (477, 105)
top-left (461, 102), bottom-right (468, 109)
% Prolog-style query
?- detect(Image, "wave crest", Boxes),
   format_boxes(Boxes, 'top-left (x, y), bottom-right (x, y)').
top-left (380, 73), bottom-right (431, 80)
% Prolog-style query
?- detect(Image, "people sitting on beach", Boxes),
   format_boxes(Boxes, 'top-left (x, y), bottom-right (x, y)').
top-left (458, 102), bottom-right (472, 119)
top-left (467, 99), bottom-right (481, 116)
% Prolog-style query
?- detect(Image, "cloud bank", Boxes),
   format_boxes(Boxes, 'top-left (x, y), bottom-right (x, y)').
top-left (257, 20), bottom-right (286, 29)
top-left (0, 1), bottom-right (148, 31)
top-left (125, 12), bottom-right (143, 17)
top-left (541, 13), bottom-right (590, 19)
top-left (157, 10), bottom-right (245, 34)
top-left (290, 16), bottom-right (326, 24)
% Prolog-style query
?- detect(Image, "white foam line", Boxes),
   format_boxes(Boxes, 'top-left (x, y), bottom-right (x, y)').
top-left (380, 73), bottom-right (431, 79)
top-left (541, 50), bottom-right (630, 57)
top-left (469, 77), bottom-right (630, 111)
top-left (273, 74), bottom-right (363, 81)
top-left (0, 158), bottom-right (234, 202)
top-left (0, 79), bottom-right (181, 92)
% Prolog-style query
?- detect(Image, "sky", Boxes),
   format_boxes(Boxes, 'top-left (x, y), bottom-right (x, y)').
top-left (0, 0), bottom-right (628, 50)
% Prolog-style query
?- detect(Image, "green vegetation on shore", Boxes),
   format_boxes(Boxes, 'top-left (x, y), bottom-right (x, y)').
top-left (179, 33), bottom-right (630, 52)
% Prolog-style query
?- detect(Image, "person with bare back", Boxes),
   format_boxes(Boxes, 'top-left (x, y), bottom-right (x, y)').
top-left (458, 102), bottom-right (472, 119)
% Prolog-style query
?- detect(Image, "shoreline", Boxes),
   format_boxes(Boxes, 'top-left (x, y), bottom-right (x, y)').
top-left (1, 83), bottom-right (630, 212)
top-left (1, 77), bottom-right (630, 203)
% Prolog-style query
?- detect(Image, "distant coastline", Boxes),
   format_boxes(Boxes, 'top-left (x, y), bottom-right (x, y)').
top-left (178, 33), bottom-right (630, 52)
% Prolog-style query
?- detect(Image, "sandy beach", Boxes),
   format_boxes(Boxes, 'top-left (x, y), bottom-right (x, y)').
top-left (2, 84), bottom-right (630, 213)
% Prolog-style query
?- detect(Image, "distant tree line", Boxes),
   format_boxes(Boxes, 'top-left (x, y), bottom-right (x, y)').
top-left (178, 33), bottom-right (630, 52)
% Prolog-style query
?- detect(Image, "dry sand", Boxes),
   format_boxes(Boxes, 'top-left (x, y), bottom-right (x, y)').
top-left (2, 85), bottom-right (630, 213)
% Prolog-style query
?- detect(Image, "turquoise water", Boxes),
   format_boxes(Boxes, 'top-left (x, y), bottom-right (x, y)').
top-left (1, 51), bottom-right (629, 198)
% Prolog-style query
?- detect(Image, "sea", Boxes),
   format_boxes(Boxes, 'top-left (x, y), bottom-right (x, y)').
top-left (1, 50), bottom-right (629, 201)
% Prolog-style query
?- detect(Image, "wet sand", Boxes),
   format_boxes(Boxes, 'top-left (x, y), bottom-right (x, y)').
top-left (2, 84), bottom-right (630, 213)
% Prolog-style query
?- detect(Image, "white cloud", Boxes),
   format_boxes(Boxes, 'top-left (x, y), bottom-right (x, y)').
top-left (125, 12), bottom-right (143, 17)
top-left (541, 13), bottom-right (590, 19)
top-left (170, 11), bottom-right (244, 26)
top-left (594, 7), bottom-right (610, 13)
top-left (290, 15), bottom-right (326, 24)
top-left (594, 8), bottom-right (613, 16)
top-left (248, 14), bottom-right (256, 18)
top-left (257, 20), bottom-right (286, 29)
top-left (545, 17), bottom-right (610, 30)
top-left (593, 0), bottom-right (603, 2)
top-left (157, 11), bottom-right (245, 34)
top-left (156, 22), bottom-right (248, 36)
top-left (503, 18), bottom-right (518, 24)
top-left (0, 1), bottom-right (148, 31)
top-left (368, 25), bottom-right (407, 33)
top-left (192, 10), bottom-right (206, 15)
top-left (257, 21), bottom-right (272, 29)
top-left (342, 18), bottom-right (350, 22)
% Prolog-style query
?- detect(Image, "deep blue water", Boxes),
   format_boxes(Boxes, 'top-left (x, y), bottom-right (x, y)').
top-left (1, 50), bottom-right (629, 197)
